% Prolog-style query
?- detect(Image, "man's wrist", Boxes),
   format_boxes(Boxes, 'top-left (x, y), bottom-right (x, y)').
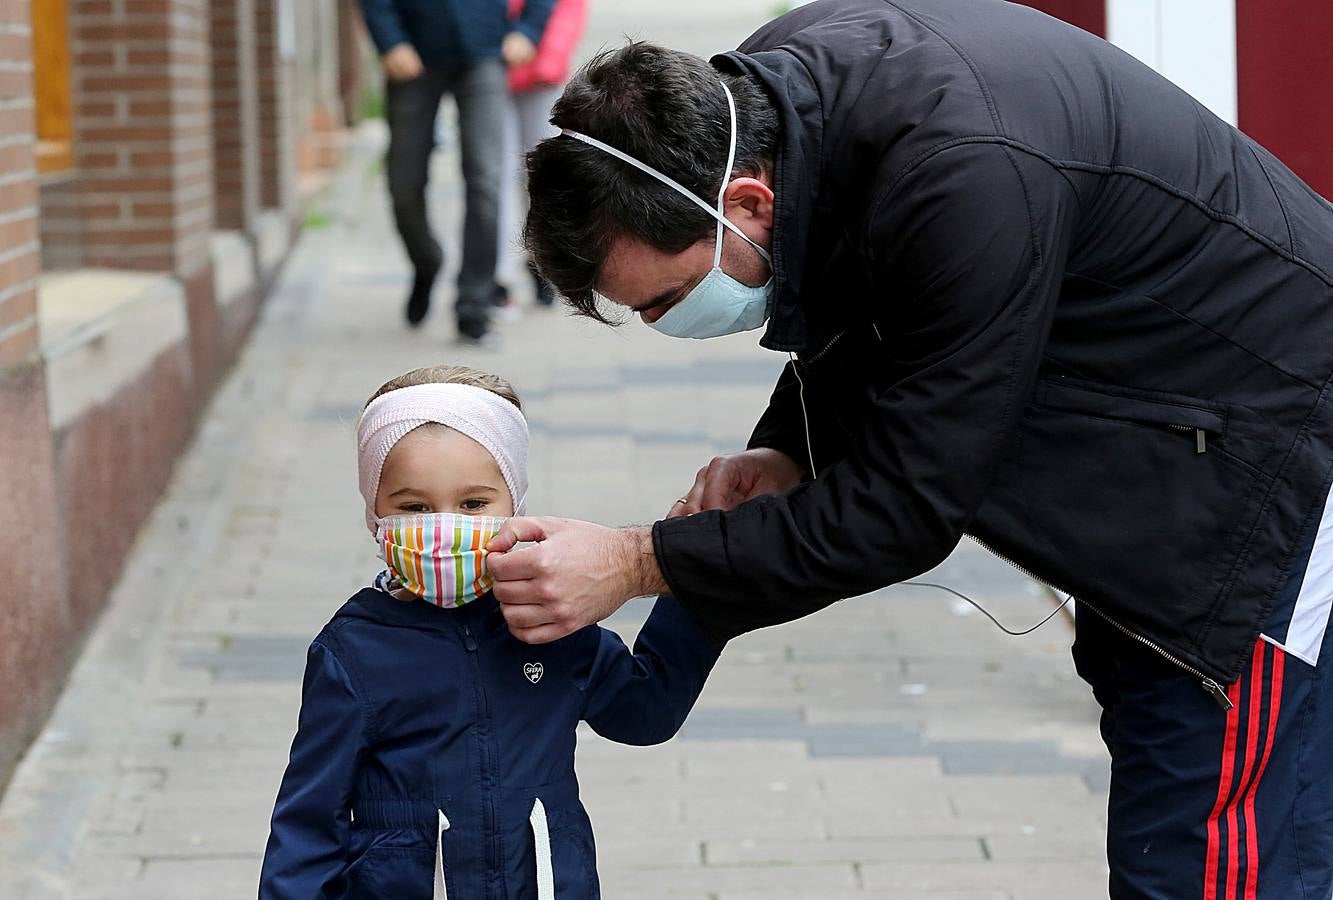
top-left (621, 526), bottom-right (668, 597)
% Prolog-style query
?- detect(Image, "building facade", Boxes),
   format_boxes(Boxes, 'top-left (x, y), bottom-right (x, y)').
top-left (0, 0), bottom-right (365, 779)
top-left (1021, 0), bottom-right (1333, 199)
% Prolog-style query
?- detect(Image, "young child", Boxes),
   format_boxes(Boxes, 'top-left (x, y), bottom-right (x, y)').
top-left (259, 365), bottom-right (722, 899)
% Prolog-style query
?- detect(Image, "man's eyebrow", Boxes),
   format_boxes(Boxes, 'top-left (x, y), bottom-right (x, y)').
top-left (630, 282), bottom-right (690, 314)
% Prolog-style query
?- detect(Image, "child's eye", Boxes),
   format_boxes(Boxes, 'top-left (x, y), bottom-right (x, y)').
top-left (460, 499), bottom-right (489, 512)
top-left (399, 501), bottom-right (431, 513)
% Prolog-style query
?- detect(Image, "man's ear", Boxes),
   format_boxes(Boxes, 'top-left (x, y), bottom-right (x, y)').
top-left (724, 177), bottom-right (775, 232)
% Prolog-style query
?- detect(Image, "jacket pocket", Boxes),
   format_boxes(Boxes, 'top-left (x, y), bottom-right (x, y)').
top-left (345, 844), bottom-right (436, 899)
top-left (1036, 377), bottom-right (1227, 452)
top-left (549, 818), bottom-right (598, 900)
top-left (973, 375), bottom-right (1277, 672)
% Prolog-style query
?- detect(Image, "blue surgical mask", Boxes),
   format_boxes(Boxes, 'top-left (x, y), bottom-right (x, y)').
top-left (561, 80), bottom-right (774, 340)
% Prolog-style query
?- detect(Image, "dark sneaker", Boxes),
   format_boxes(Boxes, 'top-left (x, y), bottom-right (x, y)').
top-left (405, 247), bottom-right (443, 328)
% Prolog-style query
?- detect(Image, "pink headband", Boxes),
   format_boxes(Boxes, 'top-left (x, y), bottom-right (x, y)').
top-left (357, 383), bottom-right (529, 530)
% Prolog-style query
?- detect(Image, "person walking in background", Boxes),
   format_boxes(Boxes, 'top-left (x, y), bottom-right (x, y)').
top-left (496, 0), bottom-right (588, 313)
top-left (356, 0), bottom-right (555, 342)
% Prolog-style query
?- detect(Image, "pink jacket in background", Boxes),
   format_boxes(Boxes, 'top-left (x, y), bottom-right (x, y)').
top-left (507, 0), bottom-right (588, 93)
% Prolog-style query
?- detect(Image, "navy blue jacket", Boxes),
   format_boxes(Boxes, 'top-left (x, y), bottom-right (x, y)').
top-left (259, 589), bottom-right (720, 899)
top-left (356, 0), bottom-right (555, 65)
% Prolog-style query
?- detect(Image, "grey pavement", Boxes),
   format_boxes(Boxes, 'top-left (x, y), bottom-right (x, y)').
top-left (0, 5), bottom-right (1110, 898)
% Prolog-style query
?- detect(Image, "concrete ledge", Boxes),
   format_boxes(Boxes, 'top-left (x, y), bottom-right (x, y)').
top-left (38, 270), bottom-right (190, 432)
top-left (212, 230), bottom-right (258, 311)
top-left (253, 209), bottom-right (291, 275)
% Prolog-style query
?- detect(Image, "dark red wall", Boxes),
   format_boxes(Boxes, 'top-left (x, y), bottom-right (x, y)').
top-left (1017, 0), bottom-right (1106, 37)
top-left (1236, 0), bottom-right (1333, 200)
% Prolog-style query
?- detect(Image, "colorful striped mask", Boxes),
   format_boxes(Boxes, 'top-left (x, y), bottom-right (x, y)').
top-left (374, 513), bottom-right (507, 608)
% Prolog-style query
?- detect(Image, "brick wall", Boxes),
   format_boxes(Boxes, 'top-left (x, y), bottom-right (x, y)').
top-left (0, 10), bottom-right (41, 366)
top-left (254, 0), bottom-right (294, 213)
top-left (337, 0), bottom-right (365, 128)
top-left (210, 0), bottom-right (261, 231)
top-left (64, 0), bottom-right (215, 276)
top-left (0, 0), bottom-right (70, 779)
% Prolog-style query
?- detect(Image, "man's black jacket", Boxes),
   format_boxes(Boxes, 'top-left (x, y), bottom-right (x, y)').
top-left (652, 0), bottom-right (1333, 685)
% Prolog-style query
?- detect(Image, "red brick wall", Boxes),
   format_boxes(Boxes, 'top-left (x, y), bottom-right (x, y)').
top-left (65, 0), bottom-right (215, 275)
top-left (1016, 0), bottom-right (1106, 38)
top-left (1236, 0), bottom-right (1333, 200)
top-left (338, 0), bottom-right (365, 128)
top-left (0, 0), bottom-right (71, 779)
top-left (254, 0), bottom-right (294, 213)
top-left (0, 8), bottom-right (41, 368)
top-left (210, 0), bottom-right (261, 231)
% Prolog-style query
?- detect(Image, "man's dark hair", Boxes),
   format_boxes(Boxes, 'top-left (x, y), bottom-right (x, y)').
top-left (523, 42), bottom-right (779, 322)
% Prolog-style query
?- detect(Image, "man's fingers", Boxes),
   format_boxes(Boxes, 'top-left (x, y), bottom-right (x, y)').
top-left (498, 594), bottom-right (576, 643)
top-left (508, 623), bottom-right (573, 645)
top-left (499, 597), bottom-right (556, 630)
top-left (668, 466), bottom-right (711, 517)
top-left (487, 516), bottom-right (551, 553)
top-left (699, 456), bottom-right (743, 511)
top-left (486, 545), bottom-right (546, 584)
top-left (666, 496), bottom-right (693, 519)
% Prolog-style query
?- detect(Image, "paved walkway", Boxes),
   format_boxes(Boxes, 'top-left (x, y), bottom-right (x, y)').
top-left (0, 13), bottom-right (1111, 898)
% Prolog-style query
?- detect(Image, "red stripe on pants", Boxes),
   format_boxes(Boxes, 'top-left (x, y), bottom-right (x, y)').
top-left (1205, 671), bottom-right (1245, 898)
top-left (1243, 645), bottom-right (1286, 900)
top-left (1227, 643), bottom-right (1267, 898)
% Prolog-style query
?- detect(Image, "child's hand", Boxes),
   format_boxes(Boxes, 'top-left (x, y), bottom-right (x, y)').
top-left (502, 31), bottom-right (537, 67)
top-left (383, 43), bottom-right (424, 81)
top-left (488, 518), bottom-right (667, 643)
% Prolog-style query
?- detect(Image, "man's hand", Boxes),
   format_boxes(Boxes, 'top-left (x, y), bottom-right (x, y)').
top-left (668, 448), bottom-right (803, 518)
top-left (383, 43), bottom-right (424, 81)
top-left (487, 517), bottom-right (668, 643)
top-left (501, 31), bottom-right (537, 67)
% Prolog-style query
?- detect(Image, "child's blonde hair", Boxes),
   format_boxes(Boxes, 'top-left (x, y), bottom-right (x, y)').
top-left (364, 365), bottom-right (522, 412)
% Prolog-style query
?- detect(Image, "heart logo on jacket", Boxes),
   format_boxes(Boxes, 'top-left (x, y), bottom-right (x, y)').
top-left (524, 662), bottom-right (543, 685)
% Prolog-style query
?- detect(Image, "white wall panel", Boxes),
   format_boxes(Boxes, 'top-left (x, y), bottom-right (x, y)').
top-left (1106, 0), bottom-right (1238, 125)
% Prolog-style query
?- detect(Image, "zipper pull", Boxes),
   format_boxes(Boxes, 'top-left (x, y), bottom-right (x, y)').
top-left (1195, 429), bottom-right (1207, 454)
top-left (1201, 677), bottom-right (1233, 710)
top-left (461, 622), bottom-right (477, 653)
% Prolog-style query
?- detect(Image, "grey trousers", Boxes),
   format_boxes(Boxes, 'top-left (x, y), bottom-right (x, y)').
top-left (498, 84), bottom-right (561, 284)
top-left (385, 59), bottom-right (506, 336)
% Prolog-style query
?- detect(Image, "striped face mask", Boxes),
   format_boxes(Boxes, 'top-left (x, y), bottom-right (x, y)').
top-left (374, 513), bottom-right (507, 608)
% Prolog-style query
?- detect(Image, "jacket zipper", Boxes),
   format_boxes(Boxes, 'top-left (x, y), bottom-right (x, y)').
top-left (965, 534), bottom-right (1234, 710)
top-left (800, 330), bottom-right (847, 365)
top-left (459, 619), bottom-right (503, 891)
top-left (1167, 423), bottom-right (1209, 454)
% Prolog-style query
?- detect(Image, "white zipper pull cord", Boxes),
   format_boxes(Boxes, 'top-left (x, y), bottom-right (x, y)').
top-left (433, 810), bottom-right (451, 900)
top-left (789, 352), bottom-right (817, 479)
top-left (530, 798), bottom-right (555, 900)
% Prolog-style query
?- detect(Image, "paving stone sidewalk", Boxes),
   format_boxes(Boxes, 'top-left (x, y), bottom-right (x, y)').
top-left (0, 18), bottom-right (1111, 900)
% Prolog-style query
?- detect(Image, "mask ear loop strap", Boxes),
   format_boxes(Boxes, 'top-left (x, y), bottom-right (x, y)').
top-left (559, 81), bottom-right (771, 265)
top-left (713, 81), bottom-right (740, 268)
